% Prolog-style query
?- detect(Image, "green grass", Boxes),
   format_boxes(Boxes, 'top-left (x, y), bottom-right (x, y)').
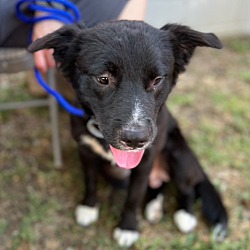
top-left (0, 81), bottom-right (33, 103)
top-left (0, 219), bottom-right (8, 235)
top-left (226, 38), bottom-right (250, 54)
top-left (167, 92), bottom-right (197, 107)
top-left (9, 187), bottom-right (63, 249)
top-left (239, 71), bottom-right (250, 84)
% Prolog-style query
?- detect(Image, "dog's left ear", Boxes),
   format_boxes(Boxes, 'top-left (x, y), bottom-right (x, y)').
top-left (161, 24), bottom-right (223, 80)
top-left (28, 24), bottom-right (84, 65)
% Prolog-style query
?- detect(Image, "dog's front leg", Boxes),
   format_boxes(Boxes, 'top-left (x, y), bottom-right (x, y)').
top-left (113, 155), bottom-right (153, 247)
top-left (75, 146), bottom-right (100, 227)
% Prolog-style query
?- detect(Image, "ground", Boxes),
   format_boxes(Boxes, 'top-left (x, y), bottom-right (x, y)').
top-left (0, 37), bottom-right (249, 250)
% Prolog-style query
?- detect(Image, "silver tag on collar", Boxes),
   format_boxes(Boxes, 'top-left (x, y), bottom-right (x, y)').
top-left (86, 118), bottom-right (104, 139)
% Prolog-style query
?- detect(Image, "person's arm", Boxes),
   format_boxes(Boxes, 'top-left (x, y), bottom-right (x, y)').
top-left (118, 0), bottom-right (147, 20)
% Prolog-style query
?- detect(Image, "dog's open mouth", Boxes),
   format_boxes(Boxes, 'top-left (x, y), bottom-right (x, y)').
top-left (110, 146), bottom-right (145, 169)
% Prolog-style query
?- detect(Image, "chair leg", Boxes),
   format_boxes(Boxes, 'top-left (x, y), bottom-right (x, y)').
top-left (47, 69), bottom-right (62, 168)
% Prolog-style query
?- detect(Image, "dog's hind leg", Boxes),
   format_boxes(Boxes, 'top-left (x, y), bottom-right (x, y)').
top-left (165, 114), bottom-right (228, 240)
top-left (195, 178), bottom-right (228, 242)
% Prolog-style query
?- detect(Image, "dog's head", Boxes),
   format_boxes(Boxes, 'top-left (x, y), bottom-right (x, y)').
top-left (28, 21), bottom-right (222, 169)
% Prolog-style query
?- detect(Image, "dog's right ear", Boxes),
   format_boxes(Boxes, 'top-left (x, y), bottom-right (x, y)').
top-left (27, 24), bottom-right (84, 64)
top-left (160, 24), bottom-right (223, 83)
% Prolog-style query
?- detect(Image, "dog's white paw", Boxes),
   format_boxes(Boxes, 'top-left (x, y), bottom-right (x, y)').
top-left (173, 209), bottom-right (197, 233)
top-left (113, 227), bottom-right (140, 247)
top-left (145, 194), bottom-right (164, 224)
top-left (75, 205), bottom-right (99, 227)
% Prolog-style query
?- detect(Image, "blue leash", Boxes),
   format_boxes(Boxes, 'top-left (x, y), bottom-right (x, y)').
top-left (16, 0), bottom-right (85, 117)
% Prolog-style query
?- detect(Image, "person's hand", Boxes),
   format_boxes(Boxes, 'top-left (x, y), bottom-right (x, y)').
top-left (32, 12), bottom-right (64, 73)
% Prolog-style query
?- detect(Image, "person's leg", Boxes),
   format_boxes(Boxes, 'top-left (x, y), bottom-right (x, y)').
top-left (76, 0), bottom-right (128, 28)
top-left (0, 0), bottom-right (129, 48)
top-left (0, 1), bottom-right (32, 47)
top-left (77, 0), bottom-right (147, 27)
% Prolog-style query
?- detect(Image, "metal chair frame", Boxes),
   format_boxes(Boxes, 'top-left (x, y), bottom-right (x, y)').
top-left (0, 49), bottom-right (62, 167)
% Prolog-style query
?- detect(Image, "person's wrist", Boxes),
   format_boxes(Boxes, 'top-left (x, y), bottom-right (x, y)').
top-left (34, 10), bottom-right (48, 18)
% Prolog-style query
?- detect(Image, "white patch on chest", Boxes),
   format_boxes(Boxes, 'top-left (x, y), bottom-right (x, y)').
top-left (80, 135), bottom-right (116, 165)
top-left (80, 135), bottom-right (131, 179)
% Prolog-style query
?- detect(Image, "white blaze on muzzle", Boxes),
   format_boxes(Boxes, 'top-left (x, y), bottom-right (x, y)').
top-left (109, 98), bottom-right (147, 169)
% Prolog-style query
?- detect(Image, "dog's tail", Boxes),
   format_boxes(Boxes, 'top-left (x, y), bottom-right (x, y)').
top-left (195, 178), bottom-right (228, 241)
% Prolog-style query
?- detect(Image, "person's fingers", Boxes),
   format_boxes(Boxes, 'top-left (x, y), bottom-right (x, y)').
top-left (34, 50), bottom-right (47, 73)
top-left (31, 15), bottom-right (64, 72)
top-left (33, 49), bottom-right (55, 73)
top-left (45, 49), bottom-right (56, 68)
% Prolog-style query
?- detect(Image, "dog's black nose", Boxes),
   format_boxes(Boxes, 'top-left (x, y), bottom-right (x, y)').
top-left (121, 128), bottom-right (149, 149)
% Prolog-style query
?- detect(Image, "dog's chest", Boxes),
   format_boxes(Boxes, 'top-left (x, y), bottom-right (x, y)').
top-left (80, 134), bottom-right (115, 164)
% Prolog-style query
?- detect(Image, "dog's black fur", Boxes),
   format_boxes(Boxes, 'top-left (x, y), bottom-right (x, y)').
top-left (28, 21), bottom-right (228, 246)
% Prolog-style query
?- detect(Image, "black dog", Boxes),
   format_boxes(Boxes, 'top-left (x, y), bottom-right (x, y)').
top-left (28, 21), bottom-right (228, 247)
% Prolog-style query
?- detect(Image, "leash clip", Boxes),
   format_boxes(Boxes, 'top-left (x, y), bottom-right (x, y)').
top-left (86, 118), bottom-right (104, 139)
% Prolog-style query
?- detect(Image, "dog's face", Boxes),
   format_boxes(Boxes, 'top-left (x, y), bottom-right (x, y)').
top-left (28, 21), bottom-right (222, 169)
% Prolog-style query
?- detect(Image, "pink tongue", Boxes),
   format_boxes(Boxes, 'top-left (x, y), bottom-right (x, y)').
top-left (110, 146), bottom-right (145, 169)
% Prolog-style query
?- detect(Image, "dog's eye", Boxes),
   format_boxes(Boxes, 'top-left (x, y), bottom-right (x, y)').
top-left (153, 77), bottom-right (163, 86)
top-left (150, 76), bottom-right (163, 88)
top-left (147, 76), bottom-right (164, 91)
top-left (96, 76), bottom-right (109, 85)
